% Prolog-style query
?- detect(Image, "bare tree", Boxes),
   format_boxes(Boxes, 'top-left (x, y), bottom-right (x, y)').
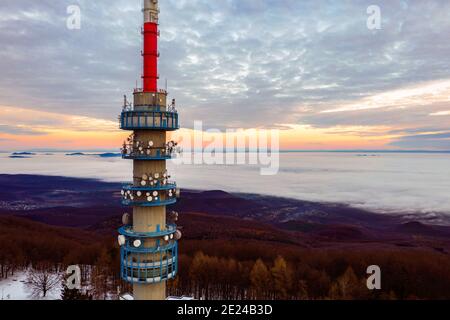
top-left (26, 269), bottom-right (61, 299)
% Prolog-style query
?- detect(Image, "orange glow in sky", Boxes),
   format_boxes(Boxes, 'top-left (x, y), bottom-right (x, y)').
top-left (1, 77), bottom-right (450, 152)
top-left (0, 106), bottom-right (396, 151)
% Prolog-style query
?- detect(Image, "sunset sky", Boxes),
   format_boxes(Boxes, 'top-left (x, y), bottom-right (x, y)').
top-left (0, 0), bottom-right (449, 151)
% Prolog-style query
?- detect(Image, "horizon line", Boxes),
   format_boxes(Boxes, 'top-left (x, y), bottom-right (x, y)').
top-left (1, 149), bottom-right (450, 154)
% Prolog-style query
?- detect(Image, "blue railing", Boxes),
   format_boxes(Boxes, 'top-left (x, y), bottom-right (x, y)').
top-left (122, 152), bottom-right (172, 160)
top-left (122, 183), bottom-right (177, 192)
top-left (122, 198), bottom-right (177, 207)
top-left (120, 110), bottom-right (179, 131)
top-left (120, 238), bottom-right (178, 284)
top-left (119, 224), bottom-right (177, 239)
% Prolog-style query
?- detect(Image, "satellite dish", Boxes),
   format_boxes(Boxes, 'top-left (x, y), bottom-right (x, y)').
top-left (146, 150), bottom-right (151, 155)
top-left (121, 190), bottom-right (125, 196)
top-left (168, 142), bottom-right (174, 148)
top-left (141, 180), bottom-right (147, 186)
top-left (154, 197), bottom-right (159, 201)
top-left (154, 173), bottom-right (160, 179)
top-left (137, 191), bottom-right (142, 197)
top-left (146, 192), bottom-right (150, 197)
top-left (118, 235), bottom-right (126, 246)
top-left (149, 141), bottom-right (154, 147)
top-left (163, 172), bottom-right (167, 178)
top-left (122, 213), bottom-right (130, 225)
top-left (163, 235), bottom-right (169, 242)
top-left (175, 230), bottom-right (182, 240)
top-left (139, 147), bottom-right (143, 151)
top-left (170, 234), bottom-right (174, 240)
top-left (147, 196), bottom-right (153, 202)
top-left (152, 191), bottom-right (158, 197)
top-left (142, 174), bottom-right (148, 180)
top-left (133, 239), bottom-right (142, 248)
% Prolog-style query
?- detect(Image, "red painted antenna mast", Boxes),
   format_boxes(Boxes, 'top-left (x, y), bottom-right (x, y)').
top-left (142, 0), bottom-right (159, 92)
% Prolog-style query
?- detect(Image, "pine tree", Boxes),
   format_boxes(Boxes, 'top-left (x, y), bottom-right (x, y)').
top-left (271, 256), bottom-right (292, 299)
top-left (250, 259), bottom-right (272, 299)
top-left (329, 266), bottom-right (360, 300)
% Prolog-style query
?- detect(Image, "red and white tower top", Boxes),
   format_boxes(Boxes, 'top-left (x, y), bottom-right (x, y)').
top-left (142, 0), bottom-right (160, 92)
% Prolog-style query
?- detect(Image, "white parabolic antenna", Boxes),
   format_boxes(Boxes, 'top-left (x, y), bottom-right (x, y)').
top-left (118, 235), bottom-right (126, 246)
top-left (122, 213), bottom-right (130, 225)
top-left (133, 239), bottom-right (142, 248)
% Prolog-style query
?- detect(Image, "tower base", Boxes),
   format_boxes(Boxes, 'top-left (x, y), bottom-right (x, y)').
top-left (133, 282), bottom-right (166, 301)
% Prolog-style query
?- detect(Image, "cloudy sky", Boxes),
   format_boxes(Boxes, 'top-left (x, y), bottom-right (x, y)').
top-left (0, 0), bottom-right (449, 150)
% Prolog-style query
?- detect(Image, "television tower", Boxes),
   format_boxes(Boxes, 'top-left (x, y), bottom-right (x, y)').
top-left (118, 0), bottom-right (180, 300)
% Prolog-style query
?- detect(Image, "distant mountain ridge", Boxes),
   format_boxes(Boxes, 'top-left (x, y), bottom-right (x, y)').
top-left (0, 174), bottom-right (449, 251)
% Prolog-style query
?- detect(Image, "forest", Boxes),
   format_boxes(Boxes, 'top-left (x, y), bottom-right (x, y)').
top-left (1, 215), bottom-right (450, 300)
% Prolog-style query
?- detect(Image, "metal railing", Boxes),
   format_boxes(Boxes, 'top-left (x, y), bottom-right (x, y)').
top-left (119, 110), bottom-right (179, 131)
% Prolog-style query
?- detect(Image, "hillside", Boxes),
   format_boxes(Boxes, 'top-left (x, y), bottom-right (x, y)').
top-left (1, 175), bottom-right (450, 299)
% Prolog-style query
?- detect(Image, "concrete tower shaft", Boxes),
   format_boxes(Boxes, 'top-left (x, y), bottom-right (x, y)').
top-left (118, 0), bottom-right (180, 301)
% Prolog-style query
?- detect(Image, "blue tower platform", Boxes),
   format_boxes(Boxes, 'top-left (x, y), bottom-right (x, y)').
top-left (118, 94), bottom-right (180, 289)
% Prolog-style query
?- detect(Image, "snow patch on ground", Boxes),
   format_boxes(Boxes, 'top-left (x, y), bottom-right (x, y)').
top-left (0, 271), bottom-right (62, 300)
